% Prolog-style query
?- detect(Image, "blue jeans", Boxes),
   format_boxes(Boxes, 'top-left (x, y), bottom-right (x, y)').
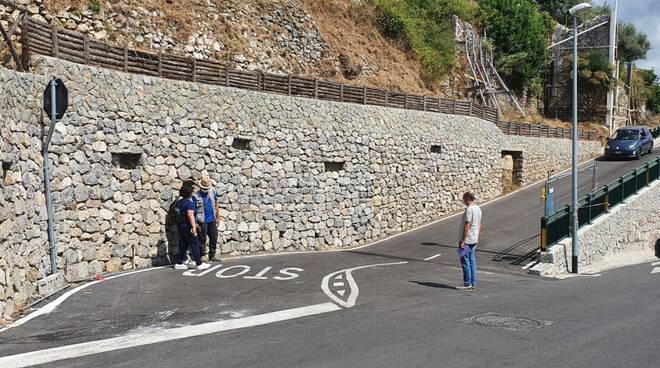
top-left (460, 244), bottom-right (477, 286)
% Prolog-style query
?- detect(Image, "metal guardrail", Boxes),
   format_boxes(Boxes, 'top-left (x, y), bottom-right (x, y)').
top-left (0, 0), bottom-right (602, 141)
top-left (541, 156), bottom-right (660, 251)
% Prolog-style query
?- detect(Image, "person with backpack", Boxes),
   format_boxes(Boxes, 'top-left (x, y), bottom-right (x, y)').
top-left (174, 183), bottom-right (210, 270)
top-left (197, 178), bottom-right (222, 262)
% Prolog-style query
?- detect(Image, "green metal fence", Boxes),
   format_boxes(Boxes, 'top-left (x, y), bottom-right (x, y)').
top-left (541, 156), bottom-right (660, 251)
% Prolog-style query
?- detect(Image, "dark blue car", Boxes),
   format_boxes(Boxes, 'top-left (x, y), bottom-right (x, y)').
top-left (604, 126), bottom-right (654, 160)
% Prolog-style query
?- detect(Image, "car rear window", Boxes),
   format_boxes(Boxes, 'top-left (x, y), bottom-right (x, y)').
top-left (613, 130), bottom-right (639, 140)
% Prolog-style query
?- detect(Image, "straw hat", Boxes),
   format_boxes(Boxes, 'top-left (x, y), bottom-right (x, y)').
top-left (199, 178), bottom-right (213, 190)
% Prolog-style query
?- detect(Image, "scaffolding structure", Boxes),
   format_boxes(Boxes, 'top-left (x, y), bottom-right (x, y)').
top-left (461, 21), bottom-right (525, 117)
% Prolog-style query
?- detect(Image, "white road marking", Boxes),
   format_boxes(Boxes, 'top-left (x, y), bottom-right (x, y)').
top-left (522, 261), bottom-right (538, 270)
top-left (652, 261), bottom-right (660, 267)
top-left (195, 264), bottom-right (223, 277)
top-left (0, 303), bottom-right (341, 368)
top-left (0, 267), bottom-right (165, 334)
top-left (424, 253), bottom-right (442, 261)
top-left (215, 265), bottom-right (251, 278)
top-left (332, 281), bottom-right (344, 287)
top-left (244, 267), bottom-right (272, 280)
top-left (578, 273), bottom-right (602, 277)
top-left (337, 290), bottom-right (346, 296)
top-left (321, 262), bottom-right (408, 308)
top-left (651, 267), bottom-right (660, 274)
top-left (182, 264), bottom-right (223, 277)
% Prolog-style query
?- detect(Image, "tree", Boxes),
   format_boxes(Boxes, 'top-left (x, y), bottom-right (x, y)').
top-left (536, 1), bottom-right (610, 25)
top-left (478, 0), bottom-right (549, 94)
top-left (634, 68), bottom-right (660, 113)
top-left (617, 22), bottom-right (651, 62)
top-left (536, 0), bottom-right (581, 25)
top-left (648, 84), bottom-right (660, 114)
top-left (576, 52), bottom-right (614, 118)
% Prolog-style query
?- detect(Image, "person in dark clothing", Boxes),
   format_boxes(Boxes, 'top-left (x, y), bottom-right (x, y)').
top-left (174, 184), bottom-right (210, 270)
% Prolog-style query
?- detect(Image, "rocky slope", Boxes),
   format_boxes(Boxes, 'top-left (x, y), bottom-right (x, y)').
top-left (1, 0), bottom-right (457, 96)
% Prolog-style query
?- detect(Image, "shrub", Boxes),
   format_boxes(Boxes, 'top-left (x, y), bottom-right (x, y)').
top-left (89, 0), bottom-right (101, 13)
top-left (372, 0), bottom-right (479, 82)
top-left (477, 0), bottom-right (549, 95)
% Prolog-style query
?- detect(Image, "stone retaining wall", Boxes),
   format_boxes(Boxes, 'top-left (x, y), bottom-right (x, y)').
top-left (535, 180), bottom-right (660, 276)
top-left (0, 57), bottom-right (603, 319)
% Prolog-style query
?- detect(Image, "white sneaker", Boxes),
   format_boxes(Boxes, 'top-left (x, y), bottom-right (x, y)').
top-left (197, 262), bottom-right (211, 270)
top-left (174, 264), bottom-right (188, 270)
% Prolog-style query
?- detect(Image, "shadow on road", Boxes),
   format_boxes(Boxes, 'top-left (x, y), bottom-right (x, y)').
top-left (409, 281), bottom-right (456, 290)
top-left (421, 240), bottom-right (539, 266)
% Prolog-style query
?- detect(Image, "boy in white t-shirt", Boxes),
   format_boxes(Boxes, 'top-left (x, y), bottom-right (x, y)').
top-left (457, 191), bottom-right (482, 291)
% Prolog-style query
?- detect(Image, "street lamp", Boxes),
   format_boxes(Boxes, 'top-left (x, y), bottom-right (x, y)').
top-left (569, 2), bottom-right (592, 274)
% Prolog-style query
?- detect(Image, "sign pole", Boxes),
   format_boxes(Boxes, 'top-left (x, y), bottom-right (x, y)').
top-left (44, 78), bottom-right (58, 275)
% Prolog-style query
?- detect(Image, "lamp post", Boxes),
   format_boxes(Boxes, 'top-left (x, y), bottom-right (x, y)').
top-left (569, 2), bottom-right (592, 274)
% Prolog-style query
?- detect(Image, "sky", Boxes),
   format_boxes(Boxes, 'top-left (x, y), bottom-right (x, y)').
top-left (594, 0), bottom-right (659, 70)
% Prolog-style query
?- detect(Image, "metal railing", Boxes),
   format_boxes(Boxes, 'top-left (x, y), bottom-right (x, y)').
top-left (541, 156), bottom-right (660, 251)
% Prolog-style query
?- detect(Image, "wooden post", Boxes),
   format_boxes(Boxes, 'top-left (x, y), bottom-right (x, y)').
top-left (225, 66), bottom-right (230, 87)
top-left (287, 75), bottom-right (292, 95)
top-left (258, 71), bottom-right (263, 91)
top-left (468, 101), bottom-right (473, 116)
top-left (51, 26), bottom-right (59, 57)
top-left (423, 96), bottom-right (427, 111)
top-left (604, 185), bottom-right (609, 213)
top-left (587, 193), bottom-right (592, 224)
top-left (404, 93), bottom-right (408, 109)
top-left (340, 83), bottom-right (344, 101)
top-left (0, 17), bottom-right (24, 71)
top-left (481, 105), bottom-right (486, 119)
top-left (452, 99), bottom-right (456, 114)
top-left (191, 58), bottom-right (197, 82)
top-left (123, 45), bottom-right (128, 72)
top-left (157, 51), bottom-right (162, 77)
top-left (83, 35), bottom-right (90, 64)
top-left (314, 79), bottom-right (318, 99)
top-left (19, 14), bottom-right (30, 72)
top-left (363, 86), bottom-right (367, 105)
top-left (384, 91), bottom-right (388, 106)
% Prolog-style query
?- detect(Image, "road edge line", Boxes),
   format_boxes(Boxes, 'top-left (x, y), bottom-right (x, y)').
top-left (0, 302), bottom-right (341, 368)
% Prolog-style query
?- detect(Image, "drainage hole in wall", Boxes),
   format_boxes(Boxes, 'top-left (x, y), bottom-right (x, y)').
top-left (324, 161), bottom-right (345, 172)
top-left (111, 152), bottom-right (142, 170)
top-left (1, 162), bottom-right (11, 181)
top-left (232, 138), bottom-right (252, 151)
top-left (430, 145), bottom-right (442, 154)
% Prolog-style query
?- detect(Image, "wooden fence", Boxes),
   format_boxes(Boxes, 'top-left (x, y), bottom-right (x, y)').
top-left (1, 0), bottom-right (598, 141)
top-left (495, 120), bottom-right (596, 141)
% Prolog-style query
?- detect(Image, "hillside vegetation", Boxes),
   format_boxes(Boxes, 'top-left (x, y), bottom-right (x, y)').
top-left (6, 0), bottom-right (657, 115)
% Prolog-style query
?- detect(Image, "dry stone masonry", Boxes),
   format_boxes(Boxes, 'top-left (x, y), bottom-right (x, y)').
top-left (537, 180), bottom-right (660, 276)
top-left (0, 56), bottom-right (603, 320)
top-left (1, 0), bottom-right (326, 74)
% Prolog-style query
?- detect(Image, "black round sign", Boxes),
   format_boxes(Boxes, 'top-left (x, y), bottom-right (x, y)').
top-left (43, 78), bottom-right (68, 120)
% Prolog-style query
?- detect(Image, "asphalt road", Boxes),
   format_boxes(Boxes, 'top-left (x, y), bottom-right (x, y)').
top-left (0, 148), bottom-right (658, 368)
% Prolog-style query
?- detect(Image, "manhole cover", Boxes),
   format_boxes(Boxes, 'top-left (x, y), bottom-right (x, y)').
top-left (460, 312), bottom-right (552, 331)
